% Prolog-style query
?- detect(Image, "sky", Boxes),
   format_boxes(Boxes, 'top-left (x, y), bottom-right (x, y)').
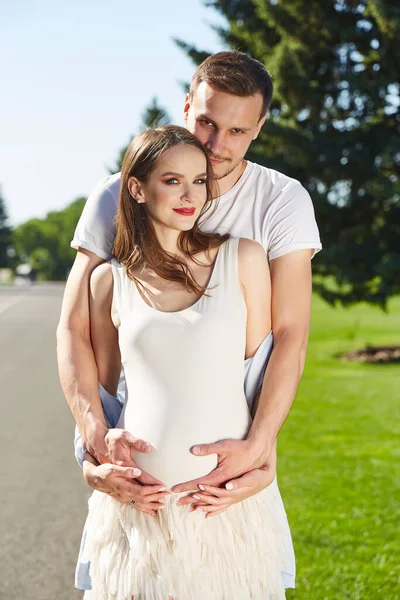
top-left (0, 0), bottom-right (227, 226)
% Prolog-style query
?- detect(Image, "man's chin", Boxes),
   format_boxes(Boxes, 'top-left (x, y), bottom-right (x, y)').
top-left (211, 163), bottom-right (233, 181)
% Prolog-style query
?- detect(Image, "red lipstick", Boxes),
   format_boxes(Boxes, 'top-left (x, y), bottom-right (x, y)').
top-left (173, 208), bottom-right (196, 216)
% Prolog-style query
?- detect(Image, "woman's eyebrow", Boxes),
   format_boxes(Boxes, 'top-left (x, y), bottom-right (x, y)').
top-left (160, 171), bottom-right (207, 178)
top-left (160, 171), bottom-right (183, 177)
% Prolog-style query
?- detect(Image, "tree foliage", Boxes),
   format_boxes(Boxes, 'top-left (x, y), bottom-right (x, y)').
top-left (0, 187), bottom-right (12, 268)
top-left (176, 0), bottom-right (400, 307)
top-left (13, 197), bottom-right (86, 280)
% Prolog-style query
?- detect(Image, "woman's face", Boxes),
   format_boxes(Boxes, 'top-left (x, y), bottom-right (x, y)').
top-left (130, 144), bottom-right (209, 234)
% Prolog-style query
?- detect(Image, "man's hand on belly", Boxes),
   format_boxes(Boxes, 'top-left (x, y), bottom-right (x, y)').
top-left (104, 428), bottom-right (164, 485)
top-left (101, 428), bottom-right (167, 486)
top-left (170, 438), bottom-right (270, 494)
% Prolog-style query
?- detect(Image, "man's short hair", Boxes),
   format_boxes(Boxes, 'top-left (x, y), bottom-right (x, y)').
top-left (190, 50), bottom-right (273, 119)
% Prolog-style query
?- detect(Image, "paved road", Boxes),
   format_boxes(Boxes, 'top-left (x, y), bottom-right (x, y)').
top-left (0, 284), bottom-right (88, 600)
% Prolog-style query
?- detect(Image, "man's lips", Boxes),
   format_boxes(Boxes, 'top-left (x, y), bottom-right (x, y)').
top-left (209, 157), bottom-right (225, 164)
top-left (173, 207), bottom-right (196, 216)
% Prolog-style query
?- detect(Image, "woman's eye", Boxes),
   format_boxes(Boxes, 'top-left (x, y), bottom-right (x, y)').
top-left (194, 178), bottom-right (207, 185)
top-left (165, 178), bottom-right (179, 184)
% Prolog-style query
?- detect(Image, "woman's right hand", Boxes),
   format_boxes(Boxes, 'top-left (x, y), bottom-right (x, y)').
top-left (82, 456), bottom-right (170, 516)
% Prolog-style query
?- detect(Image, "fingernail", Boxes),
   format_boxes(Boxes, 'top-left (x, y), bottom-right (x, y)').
top-left (192, 494), bottom-right (201, 500)
top-left (198, 484), bottom-right (205, 491)
top-left (192, 446), bottom-right (201, 455)
top-left (158, 504), bottom-right (165, 509)
top-left (132, 468), bottom-right (141, 477)
top-left (143, 442), bottom-right (151, 450)
top-left (196, 507), bottom-right (204, 512)
top-left (158, 487), bottom-right (167, 491)
top-left (225, 482), bottom-right (233, 490)
top-left (174, 488), bottom-right (181, 493)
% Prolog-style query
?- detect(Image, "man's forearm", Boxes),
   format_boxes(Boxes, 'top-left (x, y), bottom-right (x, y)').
top-left (247, 330), bottom-right (307, 458)
top-left (57, 325), bottom-right (107, 443)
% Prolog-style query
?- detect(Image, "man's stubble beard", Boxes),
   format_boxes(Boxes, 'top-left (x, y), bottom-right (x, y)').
top-left (211, 156), bottom-right (244, 182)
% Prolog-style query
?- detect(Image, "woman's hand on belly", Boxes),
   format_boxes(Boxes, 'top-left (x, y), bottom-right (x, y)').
top-left (176, 462), bottom-right (276, 518)
top-left (83, 458), bottom-right (171, 516)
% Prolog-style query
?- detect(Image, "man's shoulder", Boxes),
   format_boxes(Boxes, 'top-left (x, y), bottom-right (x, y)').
top-left (91, 172), bottom-right (121, 200)
top-left (247, 161), bottom-right (306, 199)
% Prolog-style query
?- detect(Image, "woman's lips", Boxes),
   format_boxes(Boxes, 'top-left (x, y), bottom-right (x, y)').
top-left (173, 207), bottom-right (196, 216)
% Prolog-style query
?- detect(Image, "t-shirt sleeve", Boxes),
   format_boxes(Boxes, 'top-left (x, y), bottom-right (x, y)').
top-left (70, 176), bottom-right (120, 260)
top-left (267, 182), bottom-right (322, 261)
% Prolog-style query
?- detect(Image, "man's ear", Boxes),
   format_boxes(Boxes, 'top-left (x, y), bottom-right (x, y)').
top-left (253, 115), bottom-right (266, 140)
top-left (183, 93), bottom-right (191, 123)
top-left (127, 177), bottom-right (145, 204)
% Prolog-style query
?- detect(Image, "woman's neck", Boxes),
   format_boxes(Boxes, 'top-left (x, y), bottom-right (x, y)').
top-left (152, 224), bottom-right (183, 258)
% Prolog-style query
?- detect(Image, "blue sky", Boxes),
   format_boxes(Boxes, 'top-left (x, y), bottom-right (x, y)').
top-left (1, 0), bottom-right (227, 225)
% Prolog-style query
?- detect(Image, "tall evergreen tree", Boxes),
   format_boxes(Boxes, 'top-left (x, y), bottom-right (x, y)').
top-left (110, 97), bottom-right (171, 174)
top-left (176, 0), bottom-right (400, 307)
top-left (0, 187), bottom-right (12, 268)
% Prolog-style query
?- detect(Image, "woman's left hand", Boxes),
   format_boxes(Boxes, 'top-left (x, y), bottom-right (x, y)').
top-left (176, 462), bottom-right (276, 518)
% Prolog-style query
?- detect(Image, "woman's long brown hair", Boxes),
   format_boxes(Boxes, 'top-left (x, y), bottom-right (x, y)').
top-left (113, 125), bottom-right (229, 295)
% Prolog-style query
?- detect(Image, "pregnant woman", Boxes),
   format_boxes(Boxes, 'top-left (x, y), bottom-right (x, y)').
top-left (82, 125), bottom-right (292, 599)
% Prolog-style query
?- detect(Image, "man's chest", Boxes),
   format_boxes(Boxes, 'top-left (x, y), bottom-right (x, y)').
top-left (201, 195), bottom-right (268, 250)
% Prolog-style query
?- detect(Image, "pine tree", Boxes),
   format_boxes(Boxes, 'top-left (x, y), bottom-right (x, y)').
top-left (176, 0), bottom-right (400, 307)
top-left (109, 97), bottom-right (171, 174)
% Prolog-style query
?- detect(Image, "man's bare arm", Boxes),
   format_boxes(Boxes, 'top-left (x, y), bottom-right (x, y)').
top-left (56, 248), bottom-right (109, 462)
top-left (246, 248), bottom-right (313, 457)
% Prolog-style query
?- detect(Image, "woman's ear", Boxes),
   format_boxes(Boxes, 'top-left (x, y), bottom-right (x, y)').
top-left (127, 177), bottom-right (145, 204)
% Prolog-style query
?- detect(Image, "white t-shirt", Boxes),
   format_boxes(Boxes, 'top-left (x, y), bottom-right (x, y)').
top-left (71, 161), bottom-right (322, 261)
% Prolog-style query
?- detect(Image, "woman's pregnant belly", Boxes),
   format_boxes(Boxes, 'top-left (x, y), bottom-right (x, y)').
top-left (118, 381), bottom-right (252, 490)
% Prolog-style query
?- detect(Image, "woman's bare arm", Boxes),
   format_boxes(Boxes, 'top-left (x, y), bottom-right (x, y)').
top-left (238, 238), bottom-right (272, 360)
top-left (88, 263), bottom-right (121, 395)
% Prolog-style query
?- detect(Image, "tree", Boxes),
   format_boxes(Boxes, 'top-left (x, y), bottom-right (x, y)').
top-left (29, 247), bottom-right (55, 281)
top-left (13, 197), bottom-right (86, 280)
top-left (109, 97), bottom-right (171, 174)
top-left (0, 187), bottom-right (12, 268)
top-left (176, 0), bottom-right (400, 307)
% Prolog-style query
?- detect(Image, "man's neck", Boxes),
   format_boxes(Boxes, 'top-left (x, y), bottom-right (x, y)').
top-left (213, 160), bottom-right (247, 197)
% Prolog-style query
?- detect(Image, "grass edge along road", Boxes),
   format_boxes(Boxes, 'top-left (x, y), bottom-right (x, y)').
top-left (281, 294), bottom-right (400, 600)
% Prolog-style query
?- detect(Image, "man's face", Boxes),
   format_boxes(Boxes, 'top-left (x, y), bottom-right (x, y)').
top-left (184, 81), bottom-right (265, 183)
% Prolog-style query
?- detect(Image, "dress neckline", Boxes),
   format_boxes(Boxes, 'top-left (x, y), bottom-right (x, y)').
top-left (130, 242), bottom-right (225, 315)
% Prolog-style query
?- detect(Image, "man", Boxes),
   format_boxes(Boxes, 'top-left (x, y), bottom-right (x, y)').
top-left (58, 50), bottom-right (321, 513)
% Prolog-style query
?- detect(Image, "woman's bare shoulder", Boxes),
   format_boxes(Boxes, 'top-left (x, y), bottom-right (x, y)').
top-left (237, 238), bottom-right (268, 267)
top-left (90, 261), bottom-right (113, 302)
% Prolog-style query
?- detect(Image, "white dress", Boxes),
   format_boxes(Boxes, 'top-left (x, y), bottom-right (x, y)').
top-left (83, 238), bottom-right (294, 599)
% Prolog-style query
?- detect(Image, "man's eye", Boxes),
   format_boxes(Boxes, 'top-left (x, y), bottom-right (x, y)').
top-left (231, 128), bottom-right (244, 134)
top-left (165, 178), bottom-right (179, 184)
top-left (200, 119), bottom-right (214, 128)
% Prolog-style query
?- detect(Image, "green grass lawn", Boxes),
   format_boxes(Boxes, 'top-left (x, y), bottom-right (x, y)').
top-left (281, 295), bottom-right (400, 600)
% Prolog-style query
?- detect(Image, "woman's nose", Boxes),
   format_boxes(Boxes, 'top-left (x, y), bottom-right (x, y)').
top-left (181, 185), bottom-right (194, 203)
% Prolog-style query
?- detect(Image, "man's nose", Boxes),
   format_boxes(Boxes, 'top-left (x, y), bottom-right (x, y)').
top-left (205, 131), bottom-right (225, 156)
